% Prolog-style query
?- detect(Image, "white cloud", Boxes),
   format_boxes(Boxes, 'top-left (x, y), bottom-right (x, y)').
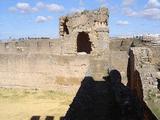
top-left (46, 4), bottom-right (64, 12)
top-left (146, 0), bottom-right (160, 8)
top-left (70, 7), bottom-right (85, 13)
top-left (16, 2), bottom-right (30, 11)
top-left (35, 16), bottom-right (53, 23)
top-left (122, 0), bottom-right (135, 6)
top-left (32, 7), bottom-right (39, 12)
top-left (9, 2), bottom-right (64, 13)
top-left (123, 7), bottom-right (137, 16)
top-left (123, 0), bottom-right (160, 20)
top-left (123, 7), bottom-right (160, 20)
top-left (16, 2), bottom-right (39, 13)
top-left (116, 20), bottom-right (129, 25)
top-left (9, 2), bottom-right (38, 13)
top-left (140, 8), bottom-right (160, 20)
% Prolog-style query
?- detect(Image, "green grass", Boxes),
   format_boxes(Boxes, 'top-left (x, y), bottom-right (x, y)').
top-left (0, 88), bottom-right (75, 120)
top-left (147, 101), bottom-right (160, 119)
top-left (146, 89), bottom-right (160, 119)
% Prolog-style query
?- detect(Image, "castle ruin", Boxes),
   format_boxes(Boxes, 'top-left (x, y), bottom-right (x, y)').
top-left (0, 7), bottom-right (123, 91)
top-left (0, 7), bottom-right (160, 119)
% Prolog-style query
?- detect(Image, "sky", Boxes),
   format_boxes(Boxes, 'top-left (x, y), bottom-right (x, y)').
top-left (0, 0), bottom-right (160, 40)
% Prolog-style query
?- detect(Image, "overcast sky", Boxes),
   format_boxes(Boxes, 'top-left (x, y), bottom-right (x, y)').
top-left (0, 0), bottom-right (160, 39)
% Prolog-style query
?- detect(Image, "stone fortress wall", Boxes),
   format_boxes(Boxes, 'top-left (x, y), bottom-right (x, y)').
top-left (0, 7), bottom-right (129, 90)
top-left (2, 7), bottom-right (159, 95)
top-left (0, 39), bottom-right (61, 54)
top-left (0, 38), bottom-right (128, 90)
top-left (0, 7), bottom-right (160, 118)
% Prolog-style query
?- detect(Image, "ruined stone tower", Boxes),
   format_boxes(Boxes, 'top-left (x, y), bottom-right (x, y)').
top-left (59, 7), bottom-right (110, 55)
top-left (0, 7), bottom-right (129, 89)
top-left (0, 7), bottom-right (126, 90)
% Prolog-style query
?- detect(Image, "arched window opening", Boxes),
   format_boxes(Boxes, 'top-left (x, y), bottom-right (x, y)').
top-left (77, 32), bottom-right (92, 54)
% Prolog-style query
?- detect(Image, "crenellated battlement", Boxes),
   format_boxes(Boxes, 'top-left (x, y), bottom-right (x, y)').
top-left (0, 38), bottom-right (62, 54)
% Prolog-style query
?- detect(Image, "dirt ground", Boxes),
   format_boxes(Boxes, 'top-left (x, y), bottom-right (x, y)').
top-left (0, 88), bottom-right (75, 120)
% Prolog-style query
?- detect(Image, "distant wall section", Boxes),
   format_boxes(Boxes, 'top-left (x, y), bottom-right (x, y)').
top-left (0, 39), bottom-right (62, 55)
